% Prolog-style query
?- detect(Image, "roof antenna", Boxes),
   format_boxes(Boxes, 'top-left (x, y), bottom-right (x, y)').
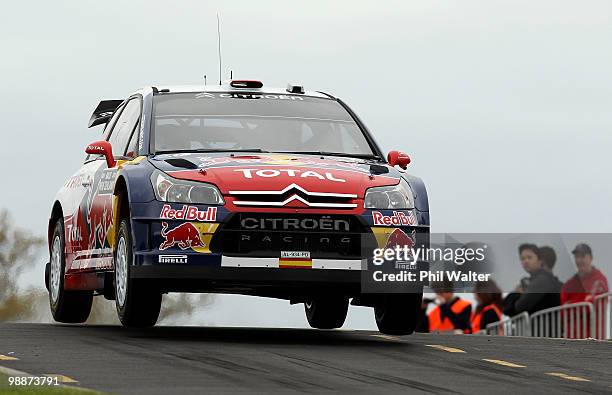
top-left (230, 70), bottom-right (233, 79)
top-left (204, 75), bottom-right (207, 86)
top-left (217, 13), bottom-right (222, 85)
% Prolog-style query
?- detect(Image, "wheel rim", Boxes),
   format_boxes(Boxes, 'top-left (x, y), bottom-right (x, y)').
top-left (50, 235), bottom-right (61, 304)
top-left (116, 236), bottom-right (128, 307)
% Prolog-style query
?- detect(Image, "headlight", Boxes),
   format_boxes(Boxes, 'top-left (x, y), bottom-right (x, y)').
top-left (364, 179), bottom-right (414, 209)
top-left (151, 171), bottom-right (224, 205)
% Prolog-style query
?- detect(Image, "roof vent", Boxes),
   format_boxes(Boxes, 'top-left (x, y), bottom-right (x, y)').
top-left (230, 80), bottom-right (263, 89)
top-left (286, 84), bottom-right (305, 94)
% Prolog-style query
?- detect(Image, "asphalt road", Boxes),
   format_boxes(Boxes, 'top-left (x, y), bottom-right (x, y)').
top-left (0, 323), bottom-right (611, 394)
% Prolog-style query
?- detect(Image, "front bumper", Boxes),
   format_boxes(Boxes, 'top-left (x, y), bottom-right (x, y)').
top-left (131, 264), bottom-right (363, 295)
top-left (128, 201), bottom-right (429, 296)
top-left (130, 263), bottom-right (425, 298)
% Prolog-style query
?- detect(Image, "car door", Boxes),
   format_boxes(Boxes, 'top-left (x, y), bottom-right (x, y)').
top-left (63, 102), bottom-right (124, 272)
top-left (77, 97), bottom-right (142, 271)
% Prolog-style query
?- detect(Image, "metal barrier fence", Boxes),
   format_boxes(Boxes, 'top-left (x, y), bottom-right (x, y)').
top-left (530, 302), bottom-right (594, 339)
top-left (481, 293), bottom-right (612, 340)
top-left (485, 311), bottom-right (530, 336)
top-left (594, 292), bottom-right (611, 340)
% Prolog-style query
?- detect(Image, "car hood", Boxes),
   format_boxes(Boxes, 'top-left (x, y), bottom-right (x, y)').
top-left (150, 153), bottom-right (403, 198)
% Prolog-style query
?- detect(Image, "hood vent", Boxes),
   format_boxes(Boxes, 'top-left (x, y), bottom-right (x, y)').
top-left (164, 158), bottom-right (199, 170)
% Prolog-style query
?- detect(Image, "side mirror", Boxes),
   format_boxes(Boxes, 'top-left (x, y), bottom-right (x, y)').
top-left (387, 150), bottom-right (411, 170)
top-left (86, 141), bottom-right (116, 168)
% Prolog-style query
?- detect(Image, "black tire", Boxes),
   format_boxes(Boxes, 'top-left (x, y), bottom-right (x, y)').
top-left (114, 218), bottom-right (162, 327)
top-left (304, 296), bottom-right (349, 329)
top-left (374, 293), bottom-right (422, 335)
top-left (48, 219), bottom-right (93, 323)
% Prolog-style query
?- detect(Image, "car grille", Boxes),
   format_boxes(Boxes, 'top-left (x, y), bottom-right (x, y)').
top-left (228, 183), bottom-right (358, 209)
top-left (210, 213), bottom-right (369, 259)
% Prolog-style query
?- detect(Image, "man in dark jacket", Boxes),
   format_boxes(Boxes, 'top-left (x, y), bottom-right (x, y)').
top-left (503, 244), bottom-right (561, 317)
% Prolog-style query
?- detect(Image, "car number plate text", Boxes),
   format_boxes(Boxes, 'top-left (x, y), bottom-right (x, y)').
top-left (281, 251), bottom-right (311, 259)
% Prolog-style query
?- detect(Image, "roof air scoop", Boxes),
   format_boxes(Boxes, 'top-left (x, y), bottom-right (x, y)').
top-left (230, 80), bottom-right (263, 89)
top-left (286, 84), bottom-right (305, 94)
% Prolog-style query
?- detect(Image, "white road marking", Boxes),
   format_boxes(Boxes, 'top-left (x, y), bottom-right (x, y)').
top-left (425, 344), bottom-right (466, 353)
top-left (482, 359), bottom-right (526, 368)
top-left (546, 372), bottom-right (590, 382)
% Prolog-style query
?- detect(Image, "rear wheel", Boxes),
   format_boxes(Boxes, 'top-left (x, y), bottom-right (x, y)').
top-left (114, 218), bottom-right (162, 327)
top-left (304, 296), bottom-right (349, 329)
top-left (49, 219), bottom-right (93, 323)
top-left (374, 293), bottom-right (422, 335)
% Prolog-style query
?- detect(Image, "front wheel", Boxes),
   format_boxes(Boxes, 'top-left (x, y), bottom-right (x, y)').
top-left (305, 296), bottom-right (349, 329)
top-left (48, 219), bottom-right (93, 323)
top-left (374, 293), bottom-right (422, 335)
top-left (114, 218), bottom-right (162, 327)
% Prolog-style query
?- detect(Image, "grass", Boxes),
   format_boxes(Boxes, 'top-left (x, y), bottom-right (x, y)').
top-left (0, 373), bottom-right (104, 395)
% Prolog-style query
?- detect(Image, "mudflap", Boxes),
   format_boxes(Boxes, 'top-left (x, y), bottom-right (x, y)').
top-left (44, 261), bottom-right (50, 291)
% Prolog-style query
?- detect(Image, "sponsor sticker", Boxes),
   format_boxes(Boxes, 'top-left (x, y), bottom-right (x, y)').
top-left (97, 170), bottom-right (116, 195)
top-left (234, 168), bottom-right (346, 182)
top-left (195, 92), bottom-right (305, 100)
top-left (66, 223), bottom-right (83, 243)
top-left (160, 204), bottom-right (217, 222)
top-left (64, 174), bottom-right (91, 189)
top-left (139, 113), bottom-right (145, 150)
top-left (241, 217), bottom-right (350, 231)
top-left (159, 255), bottom-right (188, 264)
top-left (159, 222), bottom-right (219, 253)
top-left (372, 211), bottom-right (417, 226)
top-left (160, 222), bottom-right (205, 251)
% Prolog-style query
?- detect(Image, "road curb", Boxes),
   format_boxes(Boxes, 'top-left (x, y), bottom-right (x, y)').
top-left (0, 364), bottom-right (32, 377)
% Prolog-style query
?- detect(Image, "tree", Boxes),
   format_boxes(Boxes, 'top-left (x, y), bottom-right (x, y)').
top-left (0, 210), bottom-right (45, 321)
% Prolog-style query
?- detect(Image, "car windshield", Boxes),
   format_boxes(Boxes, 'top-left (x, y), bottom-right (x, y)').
top-left (152, 92), bottom-right (375, 157)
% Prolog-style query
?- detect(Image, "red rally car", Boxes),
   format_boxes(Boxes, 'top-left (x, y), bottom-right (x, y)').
top-left (45, 80), bottom-right (430, 335)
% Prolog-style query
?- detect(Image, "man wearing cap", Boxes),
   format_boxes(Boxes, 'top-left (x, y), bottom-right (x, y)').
top-left (561, 243), bottom-right (609, 305)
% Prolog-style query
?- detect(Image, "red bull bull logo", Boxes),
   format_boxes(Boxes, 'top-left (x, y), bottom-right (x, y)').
top-left (384, 228), bottom-right (416, 250)
top-left (384, 228), bottom-right (418, 269)
top-left (160, 222), bottom-right (205, 250)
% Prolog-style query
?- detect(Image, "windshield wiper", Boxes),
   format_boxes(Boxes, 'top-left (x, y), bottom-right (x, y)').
top-left (279, 151), bottom-right (381, 160)
top-left (155, 148), bottom-right (270, 155)
top-left (155, 149), bottom-right (381, 160)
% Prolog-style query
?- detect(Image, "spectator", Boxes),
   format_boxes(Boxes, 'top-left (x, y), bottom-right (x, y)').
top-left (471, 280), bottom-right (503, 334)
top-left (539, 246), bottom-right (556, 272)
top-left (561, 244), bottom-right (609, 304)
top-left (422, 280), bottom-right (472, 333)
top-left (503, 244), bottom-right (561, 317)
top-left (539, 245), bottom-right (563, 289)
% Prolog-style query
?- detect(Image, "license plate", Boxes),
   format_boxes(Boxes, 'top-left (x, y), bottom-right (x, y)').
top-left (281, 251), bottom-right (311, 259)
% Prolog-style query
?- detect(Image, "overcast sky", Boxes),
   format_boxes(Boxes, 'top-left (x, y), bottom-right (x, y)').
top-left (2, 1), bottom-right (611, 328)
